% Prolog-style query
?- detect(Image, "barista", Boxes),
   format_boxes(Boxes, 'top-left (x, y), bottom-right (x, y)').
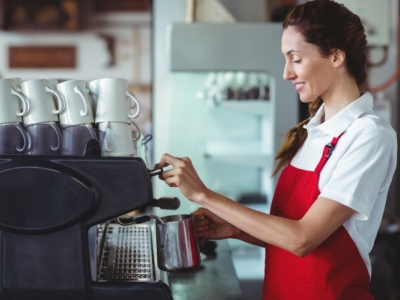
top-left (154, 0), bottom-right (397, 298)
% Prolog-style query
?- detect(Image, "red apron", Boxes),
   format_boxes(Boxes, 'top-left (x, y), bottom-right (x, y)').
top-left (264, 135), bottom-right (373, 299)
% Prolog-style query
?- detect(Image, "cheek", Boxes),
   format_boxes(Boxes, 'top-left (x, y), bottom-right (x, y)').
top-left (302, 65), bottom-right (328, 88)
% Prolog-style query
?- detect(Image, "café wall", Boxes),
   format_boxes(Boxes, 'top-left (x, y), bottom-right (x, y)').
top-left (0, 13), bottom-right (151, 84)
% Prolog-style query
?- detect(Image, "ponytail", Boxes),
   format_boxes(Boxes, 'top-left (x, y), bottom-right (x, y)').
top-left (272, 97), bottom-right (323, 176)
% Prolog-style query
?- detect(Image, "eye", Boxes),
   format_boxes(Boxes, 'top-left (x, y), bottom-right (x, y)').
top-left (292, 59), bottom-right (302, 63)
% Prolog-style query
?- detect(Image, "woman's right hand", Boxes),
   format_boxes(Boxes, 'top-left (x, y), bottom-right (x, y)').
top-left (192, 207), bottom-right (240, 240)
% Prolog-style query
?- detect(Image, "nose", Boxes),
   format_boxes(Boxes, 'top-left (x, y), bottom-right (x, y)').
top-left (283, 63), bottom-right (295, 81)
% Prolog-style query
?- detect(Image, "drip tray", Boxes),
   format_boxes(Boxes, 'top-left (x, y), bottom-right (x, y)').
top-left (98, 223), bottom-right (156, 282)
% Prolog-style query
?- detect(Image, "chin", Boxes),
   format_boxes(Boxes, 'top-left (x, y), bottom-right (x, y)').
top-left (298, 95), bottom-right (313, 103)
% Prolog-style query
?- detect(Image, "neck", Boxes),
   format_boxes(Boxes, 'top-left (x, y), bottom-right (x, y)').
top-left (321, 77), bottom-right (360, 121)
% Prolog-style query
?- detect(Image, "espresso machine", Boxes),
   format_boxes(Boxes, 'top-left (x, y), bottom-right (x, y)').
top-left (0, 146), bottom-right (174, 299)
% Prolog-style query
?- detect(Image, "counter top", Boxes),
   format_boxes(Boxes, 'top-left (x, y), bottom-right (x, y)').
top-left (168, 240), bottom-right (244, 300)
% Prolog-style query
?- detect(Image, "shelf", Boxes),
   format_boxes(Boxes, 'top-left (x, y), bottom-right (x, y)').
top-left (216, 100), bottom-right (270, 116)
top-left (203, 141), bottom-right (272, 167)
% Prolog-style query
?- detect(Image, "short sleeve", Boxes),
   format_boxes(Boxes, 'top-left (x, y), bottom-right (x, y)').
top-left (319, 127), bottom-right (396, 220)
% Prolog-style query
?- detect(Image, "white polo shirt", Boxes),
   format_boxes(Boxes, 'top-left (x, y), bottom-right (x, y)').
top-left (291, 92), bottom-right (397, 275)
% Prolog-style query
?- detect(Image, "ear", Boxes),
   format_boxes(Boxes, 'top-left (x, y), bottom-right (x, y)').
top-left (331, 49), bottom-right (345, 67)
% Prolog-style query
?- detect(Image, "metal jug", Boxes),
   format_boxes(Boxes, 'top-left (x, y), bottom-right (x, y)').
top-left (156, 214), bottom-right (201, 271)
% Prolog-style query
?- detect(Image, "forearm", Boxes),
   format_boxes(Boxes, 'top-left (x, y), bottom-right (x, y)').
top-left (235, 230), bottom-right (267, 247)
top-left (196, 189), bottom-right (302, 253)
top-left (195, 190), bottom-right (355, 256)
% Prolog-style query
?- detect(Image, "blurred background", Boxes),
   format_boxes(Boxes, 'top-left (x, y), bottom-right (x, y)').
top-left (0, 0), bottom-right (399, 299)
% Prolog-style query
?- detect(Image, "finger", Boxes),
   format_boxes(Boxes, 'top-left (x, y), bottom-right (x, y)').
top-left (195, 231), bottom-right (204, 238)
top-left (181, 156), bottom-right (192, 163)
top-left (155, 153), bottom-right (182, 169)
top-left (195, 218), bottom-right (209, 227)
top-left (195, 225), bottom-right (208, 233)
top-left (164, 181), bottom-right (177, 188)
top-left (197, 208), bottom-right (216, 220)
top-left (195, 226), bottom-right (208, 236)
top-left (192, 214), bottom-right (205, 221)
top-left (192, 207), bottom-right (208, 216)
top-left (164, 176), bottom-right (178, 188)
top-left (158, 168), bottom-right (178, 181)
top-left (154, 153), bottom-right (173, 169)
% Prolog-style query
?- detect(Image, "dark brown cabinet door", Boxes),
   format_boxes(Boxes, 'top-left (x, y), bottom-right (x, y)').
top-left (94, 0), bottom-right (150, 12)
top-left (0, 0), bottom-right (91, 31)
top-left (9, 46), bottom-right (77, 69)
top-left (0, 0), bottom-right (149, 31)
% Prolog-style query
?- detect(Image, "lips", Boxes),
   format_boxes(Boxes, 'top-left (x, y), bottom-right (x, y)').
top-left (295, 83), bottom-right (305, 92)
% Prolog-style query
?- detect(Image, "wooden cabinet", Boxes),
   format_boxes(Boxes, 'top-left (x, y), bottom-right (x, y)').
top-left (0, 0), bottom-right (149, 31)
top-left (9, 46), bottom-right (76, 69)
top-left (94, 0), bottom-right (150, 12)
top-left (0, 0), bottom-right (91, 31)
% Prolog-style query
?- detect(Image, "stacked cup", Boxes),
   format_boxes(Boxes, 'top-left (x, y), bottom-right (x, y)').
top-left (0, 78), bottom-right (30, 155)
top-left (56, 79), bottom-right (97, 156)
top-left (20, 79), bottom-right (66, 155)
top-left (88, 77), bottom-right (141, 157)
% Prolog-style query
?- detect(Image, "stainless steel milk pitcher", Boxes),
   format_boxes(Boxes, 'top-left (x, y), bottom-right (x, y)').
top-left (156, 214), bottom-right (201, 271)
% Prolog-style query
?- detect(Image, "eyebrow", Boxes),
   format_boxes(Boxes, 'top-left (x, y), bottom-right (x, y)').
top-left (286, 49), bottom-right (299, 55)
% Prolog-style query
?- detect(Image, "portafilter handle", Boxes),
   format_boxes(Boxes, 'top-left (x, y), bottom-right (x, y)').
top-left (149, 168), bottom-right (163, 177)
top-left (150, 197), bottom-right (181, 210)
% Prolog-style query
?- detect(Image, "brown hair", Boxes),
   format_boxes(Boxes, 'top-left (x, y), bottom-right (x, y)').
top-left (272, 0), bottom-right (367, 176)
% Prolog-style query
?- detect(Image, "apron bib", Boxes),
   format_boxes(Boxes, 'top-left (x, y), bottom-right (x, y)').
top-left (263, 135), bottom-right (373, 300)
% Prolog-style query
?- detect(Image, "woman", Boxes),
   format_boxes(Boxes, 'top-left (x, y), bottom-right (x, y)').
top-left (154, 0), bottom-right (397, 298)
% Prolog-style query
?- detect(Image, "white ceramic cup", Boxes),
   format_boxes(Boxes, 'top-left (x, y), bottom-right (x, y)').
top-left (47, 78), bottom-right (59, 90)
top-left (88, 78), bottom-right (141, 124)
top-left (57, 80), bottom-right (94, 125)
top-left (20, 79), bottom-right (66, 125)
top-left (98, 121), bottom-right (141, 157)
top-left (10, 77), bottom-right (23, 91)
top-left (47, 79), bottom-right (63, 112)
top-left (0, 122), bottom-right (30, 154)
top-left (60, 123), bottom-right (98, 156)
top-left (86, 78), bottom-right (103, 109)
top-left (24, 122), bottom-right (61, 155)
top-left (0, 78), bottom-right (30, 123)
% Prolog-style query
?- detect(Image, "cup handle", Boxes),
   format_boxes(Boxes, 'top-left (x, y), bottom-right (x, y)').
top-left (15, 124), bottom-right (31, 152)
top-left (74, 86), bottom-right (90, 117)
top-left (86, 126), bottom-right (97, 140)
top-left (85, 83), bottom-right (96, 111)
top-left (158, 223), bottom-right (167, 249)
top-left (126, 90), bottom-right (141, 119)
top-left (130, 121), bottom-right (141, 142)
top-left (49, 123), bottom-right (61, 151)
top-left (103, 122), bottom-right (114, 153)
top-left (11, 88), bottom-right (30, 117)
top-left (46, 86), bottom-right (66, 114)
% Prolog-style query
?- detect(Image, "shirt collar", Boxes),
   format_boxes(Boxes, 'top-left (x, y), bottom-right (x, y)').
top-left (303, 92), bottom-right (374, 136)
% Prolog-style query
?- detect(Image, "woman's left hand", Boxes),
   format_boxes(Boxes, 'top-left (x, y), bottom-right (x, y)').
top-left (154, 153), bottom-right (209, 204)
top-left (192, 208), bottom-right (241, 240)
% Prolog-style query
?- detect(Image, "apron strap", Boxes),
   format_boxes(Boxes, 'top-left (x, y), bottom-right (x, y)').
top-left (314, 132), bottom-right (345, 173)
